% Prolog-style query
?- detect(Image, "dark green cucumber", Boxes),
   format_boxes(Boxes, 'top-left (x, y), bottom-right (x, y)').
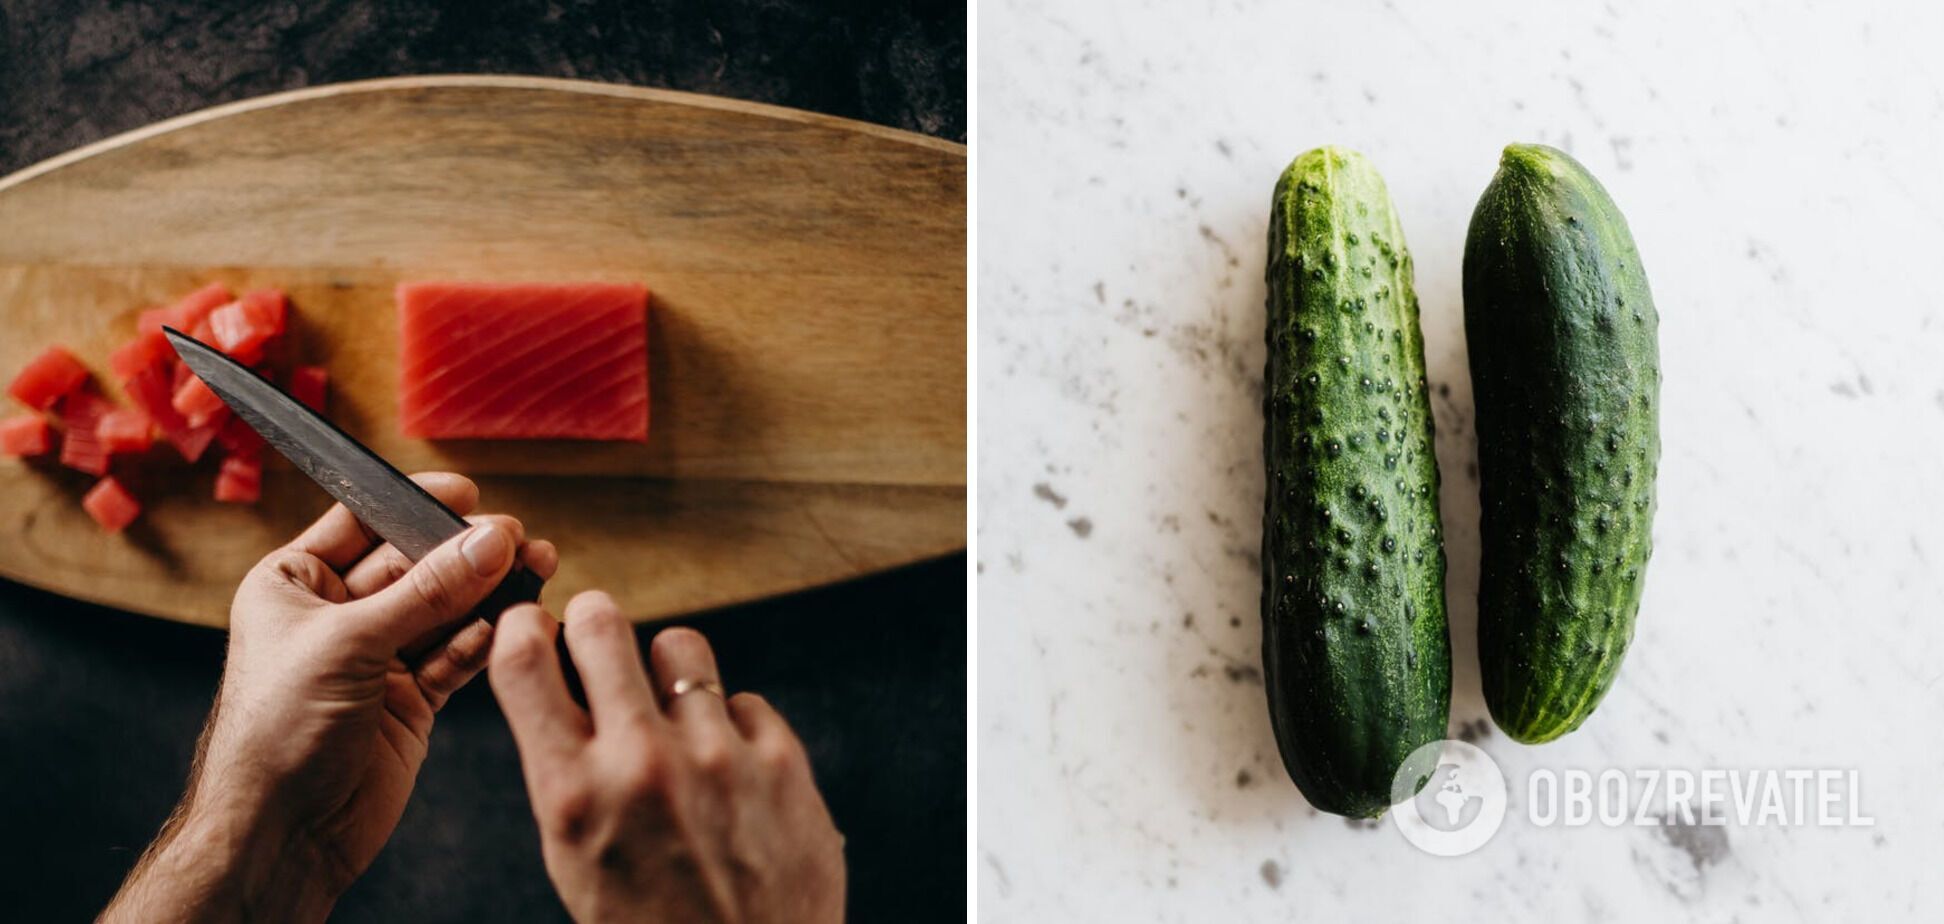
top-left (1261, 147), bottom-right (1450, 818)
top-left (1463, 143), bottom-right (1660, 744)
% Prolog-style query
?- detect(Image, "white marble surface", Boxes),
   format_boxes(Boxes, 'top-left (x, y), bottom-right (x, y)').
top-left (976, 1), bottom-right (1944, 919)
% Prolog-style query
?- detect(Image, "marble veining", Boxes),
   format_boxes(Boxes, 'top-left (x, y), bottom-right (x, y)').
top-left (978, 0), bottom-right (1944, 918)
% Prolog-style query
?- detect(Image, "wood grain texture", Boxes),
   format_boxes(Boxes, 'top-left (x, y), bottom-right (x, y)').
top-left (0, 76), bottom-right (965, 627)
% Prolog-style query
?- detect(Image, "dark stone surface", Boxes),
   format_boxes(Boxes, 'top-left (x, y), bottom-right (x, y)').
top-left (0, 2), bottom-right (965, 921)
top-left (0, 0), bottom-right (966, 171)
top-left (0, 561), bottom-right (965, 921)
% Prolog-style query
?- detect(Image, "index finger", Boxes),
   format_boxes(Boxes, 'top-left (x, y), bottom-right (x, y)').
top-left (563, 591), bottom-right (662, 733)
top-left (287, 472), bottom-right (479, 571)
top-left (490, 603), bottom-right (591, 771)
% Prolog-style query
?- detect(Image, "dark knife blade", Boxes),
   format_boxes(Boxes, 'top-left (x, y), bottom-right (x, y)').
top-left (164, 326), bottom-right (552, 641)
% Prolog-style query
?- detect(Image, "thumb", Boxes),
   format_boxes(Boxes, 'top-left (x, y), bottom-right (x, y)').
top-left (348, 522), bottom-right (516, 649)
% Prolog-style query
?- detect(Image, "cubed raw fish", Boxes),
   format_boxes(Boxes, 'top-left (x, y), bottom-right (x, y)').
top-left (169, 421), bottom-right (221, 464)
top-left (57, 390), bottom-right (115, 428)
top-left (60, 430), bottom-right (111, 475)
top-left (0, 415), bottom-right (51, 457)
top-left (172, 374), bottom-right (228, 428)
top-left (136, 306), bottom-right (173, 337)
top-left (110, 331), bottom-right (174, 382)
top-left (242, 289), bottom-right (287, 332)
top-left (56, 390), bottom-right (116, 475)
top-left (82, 476), bottom-right (141, 532)
top-left (141, 366), bottom-right (221, 461)
top-left (97, 408), bottom-right (153, 453)
top-left (8, 346), bottom-right (90, 410)
top-left (209, 290), bottom-right (287, 365)
top-left (139, 282), bottom-right (232, 337)
top-left (215, 414), bottom-right (265, 456)
top-left (289, 366), bottom-right (328, 413)
top-left (214, 453), bottom-right (263, 503)
top-left (125, 367), bottom-right (187, 432)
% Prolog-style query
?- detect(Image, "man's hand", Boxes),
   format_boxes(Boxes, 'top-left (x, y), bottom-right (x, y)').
top-left (105, 472), bottom-right (556, 923)
top-left (490, 591), bottom-right (845, 924)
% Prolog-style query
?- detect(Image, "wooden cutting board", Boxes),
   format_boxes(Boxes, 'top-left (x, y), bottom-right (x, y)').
top-left (0, 76), bottom-right (965, 627)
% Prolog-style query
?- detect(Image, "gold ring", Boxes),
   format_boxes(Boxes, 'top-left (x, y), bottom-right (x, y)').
top-left (669, 677), bottom-right (726, 700)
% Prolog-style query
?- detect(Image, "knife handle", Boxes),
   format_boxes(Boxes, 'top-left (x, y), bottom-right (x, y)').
top-left (476, 565), bottom-right (587, 706)
top-left (476, 564), bottom-right (546, 624)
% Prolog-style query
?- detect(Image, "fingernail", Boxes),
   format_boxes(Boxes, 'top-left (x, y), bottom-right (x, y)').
top-left (461, 523), bottom-right (511, 576)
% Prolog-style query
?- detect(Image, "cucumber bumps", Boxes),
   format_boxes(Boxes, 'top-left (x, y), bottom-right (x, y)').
top-left (1463, 144), bottom-right (1660, 744)
top-left (1261, 148), bottom-right (1450, 817)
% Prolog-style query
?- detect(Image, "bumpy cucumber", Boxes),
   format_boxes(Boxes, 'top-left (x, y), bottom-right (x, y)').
top-left (1463, 143), bottom-right (1660, 744)
top-left (1261, 147), bottom-right (1450, 818)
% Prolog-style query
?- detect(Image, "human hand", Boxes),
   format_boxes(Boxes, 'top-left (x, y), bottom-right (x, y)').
top-left (490, 592), bottom-right (845, 924)
top-left (104, 472), bottom-right (557, 923)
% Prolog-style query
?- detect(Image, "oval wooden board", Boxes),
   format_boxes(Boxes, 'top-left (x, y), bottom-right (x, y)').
top-left (0, 76), bottom-right (965, 627)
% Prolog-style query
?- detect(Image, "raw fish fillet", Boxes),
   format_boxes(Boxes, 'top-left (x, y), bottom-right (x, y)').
top-left (397, 282), bottom-right (649, 441)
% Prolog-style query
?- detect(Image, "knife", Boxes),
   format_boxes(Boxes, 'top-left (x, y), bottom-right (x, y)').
top-left (165, 327), bottom-right (580, 698)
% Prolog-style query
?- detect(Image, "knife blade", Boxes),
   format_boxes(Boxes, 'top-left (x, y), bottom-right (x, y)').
top-left (164, 327), bottom-right (575, 693)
